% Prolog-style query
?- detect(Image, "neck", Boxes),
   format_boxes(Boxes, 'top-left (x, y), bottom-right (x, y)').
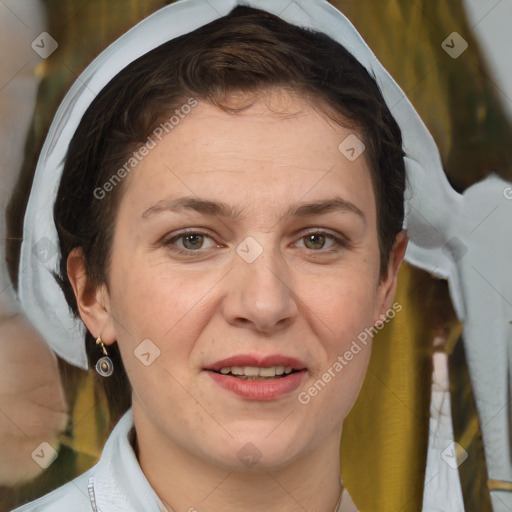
top-left (133, 403), bottom-right (343, 512)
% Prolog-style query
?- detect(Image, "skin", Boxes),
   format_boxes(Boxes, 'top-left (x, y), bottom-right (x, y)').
top-left (69, 89), bottom-right (407, 512)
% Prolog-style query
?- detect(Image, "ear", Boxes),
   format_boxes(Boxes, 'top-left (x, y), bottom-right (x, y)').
top-left (373, 231), bottom-right (408, 323)
top-left (67, 247), bottom-right (117, 345)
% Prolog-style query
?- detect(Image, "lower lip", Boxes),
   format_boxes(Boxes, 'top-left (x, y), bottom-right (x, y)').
top-left (205, 370), bottom-right (307, 401)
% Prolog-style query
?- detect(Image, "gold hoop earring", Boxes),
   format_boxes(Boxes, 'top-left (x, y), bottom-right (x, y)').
top-left (95, 336), bottom-right (114, 377)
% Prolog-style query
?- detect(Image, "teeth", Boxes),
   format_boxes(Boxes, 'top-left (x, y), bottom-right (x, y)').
top-left (244, 367), bottom-right (260, 377)
top-left (259, 367), bottom-right (277, 377)
top-left (217, 365), bottom-right (297, 378)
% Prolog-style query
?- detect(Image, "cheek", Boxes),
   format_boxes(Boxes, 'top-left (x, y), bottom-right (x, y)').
top-left (298, 280), bottom-right (374, 421)
top-left (109, 255), bottom-right (202, 335)
top-left (308, 266), bottom-right (379, 339)
top-left (106, 253), bottom-right (220, 385)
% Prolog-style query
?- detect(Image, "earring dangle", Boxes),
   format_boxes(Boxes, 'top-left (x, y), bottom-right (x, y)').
top-left (95, 337), bottom-right (114, 377)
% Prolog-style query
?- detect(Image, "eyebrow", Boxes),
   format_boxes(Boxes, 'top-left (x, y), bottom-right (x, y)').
top-left (141, 196), bottom-right (366, 224)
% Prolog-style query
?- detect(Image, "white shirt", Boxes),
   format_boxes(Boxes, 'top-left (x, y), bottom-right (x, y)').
top-left (12, 408), bottom-right (358, 512)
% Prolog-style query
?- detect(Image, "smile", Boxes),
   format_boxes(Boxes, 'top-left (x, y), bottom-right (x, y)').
top-left (216, 365), bottom-right (297, 379)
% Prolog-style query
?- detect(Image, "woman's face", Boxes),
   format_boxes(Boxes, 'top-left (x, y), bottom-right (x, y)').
top-left (82, 90), bottom-right (404, 470)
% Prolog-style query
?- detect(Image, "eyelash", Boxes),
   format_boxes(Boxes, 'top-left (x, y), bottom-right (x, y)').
top-left (162, 229), bottom-right (348, 256)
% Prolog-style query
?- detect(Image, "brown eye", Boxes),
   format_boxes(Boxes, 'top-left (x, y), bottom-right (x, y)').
top-left (181, 233), bottom-right (204, 250)
top-left (163, 231), bottom-right (217, 254)
top-left (303, 233), bottom-right (327, 250)
top-left (295, 230), bottom-right (347, 253)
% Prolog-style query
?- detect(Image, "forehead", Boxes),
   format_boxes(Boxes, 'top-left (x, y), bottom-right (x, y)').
top-left (119, 91), bottom-right (376, 224)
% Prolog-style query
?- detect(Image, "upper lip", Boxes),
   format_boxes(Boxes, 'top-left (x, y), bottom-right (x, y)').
top-left (204, 354), bottom-right (307, 372)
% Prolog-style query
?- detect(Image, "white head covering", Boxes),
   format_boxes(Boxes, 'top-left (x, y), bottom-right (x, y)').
top-left (18, 1), bottom-right (512, 508)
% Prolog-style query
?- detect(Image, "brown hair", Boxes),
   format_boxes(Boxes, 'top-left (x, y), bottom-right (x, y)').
top-left (53, 5), bottom-right (405, 412)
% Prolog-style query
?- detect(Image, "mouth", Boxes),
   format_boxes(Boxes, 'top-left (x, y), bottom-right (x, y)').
top-left (203, 354), bottom-right (307, 400)
top-left (204, 354), bottom-right (307, 377)
top-left (209, 365), bottom-right (301, 380)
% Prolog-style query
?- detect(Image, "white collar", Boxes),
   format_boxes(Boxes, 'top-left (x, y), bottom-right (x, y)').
top-left (89, 409), bottom-right (164, 511)
top-left (89, 409), bottom-right (357, 512)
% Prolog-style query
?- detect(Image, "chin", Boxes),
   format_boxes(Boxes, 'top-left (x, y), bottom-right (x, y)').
top-left (201, 426), bottom-right (311, 472)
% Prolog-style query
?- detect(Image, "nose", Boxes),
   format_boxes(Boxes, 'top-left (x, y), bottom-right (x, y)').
top-left (221, 244), bottom-right (299, 334)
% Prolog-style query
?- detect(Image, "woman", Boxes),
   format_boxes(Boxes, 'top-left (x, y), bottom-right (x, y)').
top-left (13, 0), bottom-right (450, 510)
